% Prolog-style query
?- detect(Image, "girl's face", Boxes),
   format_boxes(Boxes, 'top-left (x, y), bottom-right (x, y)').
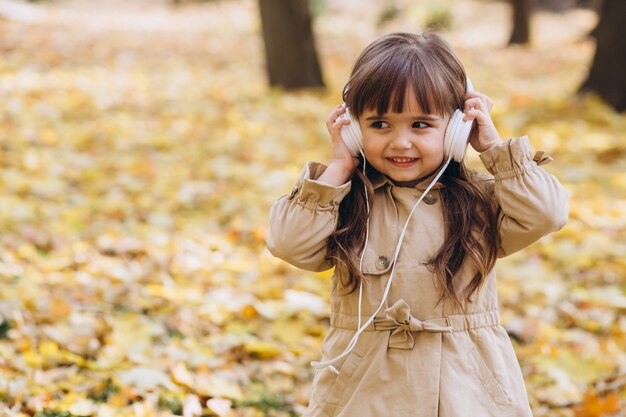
top-left (360, 88), bottom-right (450, 187)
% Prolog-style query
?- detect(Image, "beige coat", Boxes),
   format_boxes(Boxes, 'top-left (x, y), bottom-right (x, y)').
top-left (268, 137), bottom-right (569, 417)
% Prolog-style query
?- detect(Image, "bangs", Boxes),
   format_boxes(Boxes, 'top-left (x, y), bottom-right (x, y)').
top-left (343, 34), bottom-right (466, 118)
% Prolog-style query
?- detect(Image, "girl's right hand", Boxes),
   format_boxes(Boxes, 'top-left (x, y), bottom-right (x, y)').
top-left (325, 104), bottom-right (359, 175)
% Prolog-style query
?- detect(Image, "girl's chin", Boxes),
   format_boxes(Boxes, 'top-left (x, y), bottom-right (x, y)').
top-left (388, 170), bottom-right (438, 187)
top-left (389, 174), bottom-right (422, 186)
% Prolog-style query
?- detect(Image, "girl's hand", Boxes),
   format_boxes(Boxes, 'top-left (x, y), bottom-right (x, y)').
top-left (325, 104), bottom-right (359, 175)
top-left (463, 91), bottom-right (503, 153)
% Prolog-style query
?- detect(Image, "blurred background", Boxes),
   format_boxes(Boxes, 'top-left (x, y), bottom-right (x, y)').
top-left (0, 0), bottom-right (624, 416)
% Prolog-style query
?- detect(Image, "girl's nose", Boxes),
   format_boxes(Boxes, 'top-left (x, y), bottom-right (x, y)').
top-left (390, 131), bottom-right (412, 150)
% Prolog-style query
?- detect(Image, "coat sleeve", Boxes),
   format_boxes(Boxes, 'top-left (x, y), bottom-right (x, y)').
top-left (267, 162), bottom-right (352, 271)
top-left (478, 136), bottom-right (569, 258)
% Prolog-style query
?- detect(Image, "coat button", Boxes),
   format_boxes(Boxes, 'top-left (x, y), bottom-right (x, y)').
top-left (423, 193), bottom-right (437, 205)
top-left (375, 256), bottom-right (390, 270)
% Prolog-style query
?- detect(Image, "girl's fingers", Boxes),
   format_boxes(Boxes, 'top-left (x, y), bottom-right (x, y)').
top-left (463, 98), bottom-right (488, 122)
top-left (464, 91), bottom-right (502, 151)
top-left (334, 116), bottom-right (350, 125)
top-left (331, 104), bottom-right (345, 116)
top-left (331, 116), bottom-right (350, 129)
top-left (464, 95), bottom-right (495, 120)
top-left (326, 105), bottom-right (347, 129)
top-left (465, 96), bottom-right (489, 111)
top-left (326, 107), bottom-right (341, 124)
top-left (327, 112), bottom-right (350, 139)
top-left (465, 91), bottom-right (494, 111)
top-left (464, 107), bottom-right (484, 123)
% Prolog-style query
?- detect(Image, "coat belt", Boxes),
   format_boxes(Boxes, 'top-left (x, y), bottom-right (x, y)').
top-left (330, 299), bottom-right (501, 349)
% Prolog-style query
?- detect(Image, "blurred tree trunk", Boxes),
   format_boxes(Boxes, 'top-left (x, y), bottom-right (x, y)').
top-left (509, 0), bottom-right (531, 44)
top-left (579, 0), bottom-right (626, 111)
top-left (258, 0), bottom-right (324, 89)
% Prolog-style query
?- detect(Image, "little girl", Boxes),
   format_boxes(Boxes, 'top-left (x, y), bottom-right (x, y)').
top-left (267, 32), bottom-right (568, 417)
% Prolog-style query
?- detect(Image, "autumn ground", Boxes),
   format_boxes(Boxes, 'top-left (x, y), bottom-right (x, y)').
top-left (0, 0), bottom-right (625, 416)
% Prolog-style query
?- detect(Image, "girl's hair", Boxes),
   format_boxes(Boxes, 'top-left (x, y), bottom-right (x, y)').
top-left (325, 32), bottom-right (499, 309)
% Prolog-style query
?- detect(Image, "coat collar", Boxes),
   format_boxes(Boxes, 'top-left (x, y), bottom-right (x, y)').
top-left (370, 166), bottom-right (447, 191)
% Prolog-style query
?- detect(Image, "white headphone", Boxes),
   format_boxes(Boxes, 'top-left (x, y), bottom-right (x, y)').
top-left (310, 78), bottom-right (476, 375)
top-left (338, 78), bottom-right (475, 162)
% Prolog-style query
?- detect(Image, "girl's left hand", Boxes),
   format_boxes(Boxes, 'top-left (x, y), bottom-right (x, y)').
top-left (463, 91), bottom-right (503, 153)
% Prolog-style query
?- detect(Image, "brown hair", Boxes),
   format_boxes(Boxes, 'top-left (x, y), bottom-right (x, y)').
top-left (325, 32), bottom-right (498, 308)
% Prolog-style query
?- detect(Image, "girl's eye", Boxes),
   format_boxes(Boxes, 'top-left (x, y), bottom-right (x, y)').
top-left (371, 121), bottom-right (389, 129)
top-left (412, 121), bottom-right (430, 128)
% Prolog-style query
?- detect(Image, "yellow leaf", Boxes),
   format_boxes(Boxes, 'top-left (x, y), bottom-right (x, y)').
top-left (58, 350), bottom-right (86, 366)
top-left (39, 341), bottom-right (59, 359)
top-left (195, 374), bottom-right (243, 400)
top-left (271, 318), bottom-right (305, 345)
top-left (241, 304), bottom-right (258, 319)
top-left (23, 350), bottom-right (43, 367)
top-left (170, 362), bottom-right (194, 389)
top-left (243, 340), bottom-right (282, 359)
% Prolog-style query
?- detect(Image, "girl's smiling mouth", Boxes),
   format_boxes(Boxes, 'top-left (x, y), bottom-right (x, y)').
top-left (387, 157), bottom-right (418, 167)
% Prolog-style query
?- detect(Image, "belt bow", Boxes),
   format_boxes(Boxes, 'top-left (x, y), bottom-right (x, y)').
top-left (373, 299), bottom-right (453, 349)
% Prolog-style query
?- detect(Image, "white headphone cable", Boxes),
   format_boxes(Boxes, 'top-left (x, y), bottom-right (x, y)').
top-left (314, 78), bottom-right (473, 372)
top-left (311, 154), bottom-right (453, 373)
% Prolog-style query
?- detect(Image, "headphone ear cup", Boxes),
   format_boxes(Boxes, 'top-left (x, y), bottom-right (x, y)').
top-left (338, 106), bottom-right (363, 157)
top-left (444, 110), bottom-right (473, 162)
